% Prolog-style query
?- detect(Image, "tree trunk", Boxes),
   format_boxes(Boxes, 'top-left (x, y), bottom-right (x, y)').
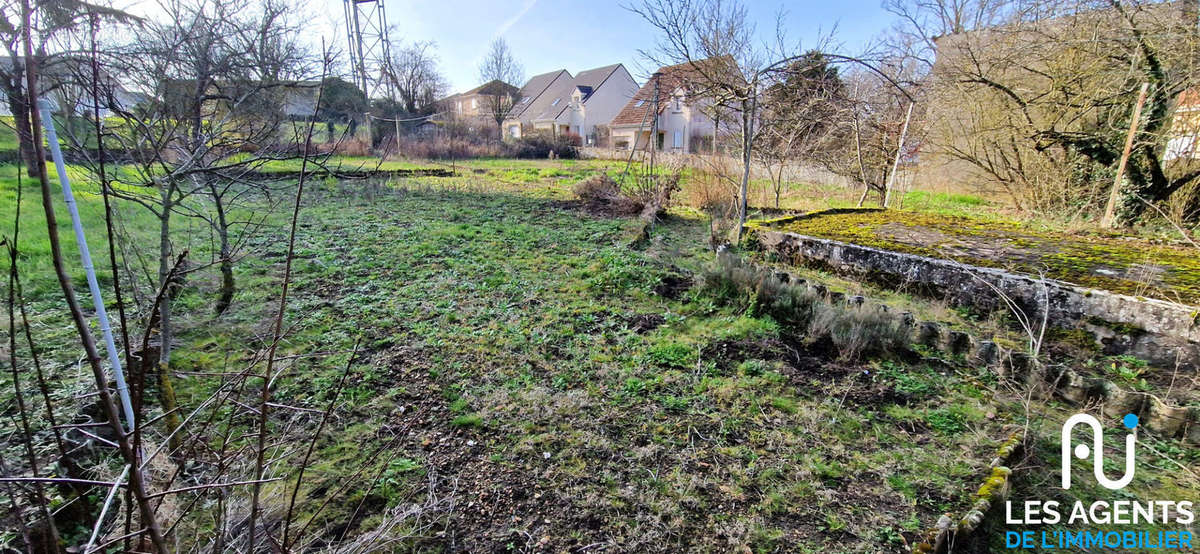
top-left (736, 99), bottom-right (753, 241)
top-left (211, 186), bottom-right (235, 314)
top-left (157, 186), bottom-right (183, 454)
top-left (6, 78), bottom-right (41, 178)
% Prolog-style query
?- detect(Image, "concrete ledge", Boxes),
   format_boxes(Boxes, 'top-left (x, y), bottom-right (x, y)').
top-left (752, 229), bottom-right (1200, 369)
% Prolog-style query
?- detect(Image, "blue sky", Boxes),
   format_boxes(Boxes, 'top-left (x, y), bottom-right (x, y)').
top-left (120, 0), bottom-right (899, 94)
top-left (324, 0), bottom-right (900, 94)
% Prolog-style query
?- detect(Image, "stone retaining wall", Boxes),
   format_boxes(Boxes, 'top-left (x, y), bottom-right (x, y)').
top-left (770, 268), bottom-right (1200, 446)
top-left (750, 223), bottom-right (1200, 370)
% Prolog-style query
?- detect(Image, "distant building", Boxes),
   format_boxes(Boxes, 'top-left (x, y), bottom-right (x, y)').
top-left (1166, 88), bottom-right (1200, 161)
top-left (609, 60), bottom-right (719, 153)
top-left (0, 56), bottom-right (150, 117)
top-left (438, 79), bottom-right (520, 133)
top-left (503, 64), bottom-right (639, 143)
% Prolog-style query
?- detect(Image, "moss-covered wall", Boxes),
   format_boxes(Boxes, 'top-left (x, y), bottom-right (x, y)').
top-left (753, 229), bottom-right (1200, 370)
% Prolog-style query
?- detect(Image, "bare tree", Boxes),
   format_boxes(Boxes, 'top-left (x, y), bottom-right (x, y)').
top-left (757, 51), bottom-right (852, 208)
top-left (629, 0), bottom-right (841, 240)
top-left (0, 0), bottom-right (135, 177)
top-left (823, 61), bottom-right (925, 207)
top-left (47, 0), bottom-right (317, 451)
top-left (477, 37), bottom-right (524, 136)
top-left (389, 40), bottom-right (447, 115)
top-left (897, 0), bottom-right (1200, 221)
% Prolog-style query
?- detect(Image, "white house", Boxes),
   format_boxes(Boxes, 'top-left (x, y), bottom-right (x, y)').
top-left (0, 56), bottom-right (149, 118)
top-left (504, 64), bottom-right (638, 144)
top-left (609, 60), bottom-right (720, 153)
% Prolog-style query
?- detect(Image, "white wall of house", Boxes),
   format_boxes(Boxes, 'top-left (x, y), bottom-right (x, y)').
top-left (558, 68), bottom-right (638, 142)
top-left (610, 94), bottom-right (716, 152)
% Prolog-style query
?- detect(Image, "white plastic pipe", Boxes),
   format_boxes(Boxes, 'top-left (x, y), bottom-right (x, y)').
top-left (37, 99), bottom-right (135, 431)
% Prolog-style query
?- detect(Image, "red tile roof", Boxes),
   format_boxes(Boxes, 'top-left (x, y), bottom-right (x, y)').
top-left (610, 58), bottom-right (729, 127)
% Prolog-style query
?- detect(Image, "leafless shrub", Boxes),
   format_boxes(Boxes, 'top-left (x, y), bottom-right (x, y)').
top-left (573, 174), bottom-right (644, 216)
top-left (699, 251), bottom-right (909, 360)
top-left (809, 302), bottom-right (910, 360)
top-left (574, 165), bottom-right (682, 220)
top-left (393, 135), bottom-right (505, 160)
top-left (329, 138), bottom-right (372, 157)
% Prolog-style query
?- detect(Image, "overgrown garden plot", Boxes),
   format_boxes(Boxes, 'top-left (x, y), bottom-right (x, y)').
top-left (2, 159), bottom-right (1197, 552)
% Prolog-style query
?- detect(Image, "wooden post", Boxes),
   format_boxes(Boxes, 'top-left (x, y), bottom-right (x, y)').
top-left (882, 101), bottom-right (915, 209)
top-left (1101, 82), bottom-right (1150, 228)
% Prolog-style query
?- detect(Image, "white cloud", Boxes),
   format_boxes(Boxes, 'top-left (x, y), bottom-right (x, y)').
top-left (493, 0), bottom-right (537, 39)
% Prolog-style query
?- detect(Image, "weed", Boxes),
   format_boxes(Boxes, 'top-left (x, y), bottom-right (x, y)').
top-left (647, 342), bottom-right (694, 369)
top-left (451, 414), bottom-right (484, 429)
top-left (925, 407), bottom-right (968, 435)
top-left (737, 359), bottom-right (767, 376)
top-left (878, 361), bottom-right (937, 399)
top-left (769, 396), bottom-right (798, 414)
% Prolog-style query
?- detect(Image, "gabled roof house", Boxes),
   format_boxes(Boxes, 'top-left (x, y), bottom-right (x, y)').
top-left (440, 79), bottom-right (520, 120)
top-left (609, 60), bottom-right (721, 153)
top-left (503, 64), bottom-right (638, 143)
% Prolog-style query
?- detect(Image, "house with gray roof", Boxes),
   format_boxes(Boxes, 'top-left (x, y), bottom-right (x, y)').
top-left (503, 64), bottom-right (638, 144)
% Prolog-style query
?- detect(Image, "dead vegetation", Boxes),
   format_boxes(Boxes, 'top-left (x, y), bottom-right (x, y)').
top-left (572, 168), bottom-right (681, 221)
top-left (698, 251), bottom-right (911, 360)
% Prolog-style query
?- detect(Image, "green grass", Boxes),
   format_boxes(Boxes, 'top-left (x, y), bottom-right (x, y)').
top-left (899, 189), bottom-right (990, 217)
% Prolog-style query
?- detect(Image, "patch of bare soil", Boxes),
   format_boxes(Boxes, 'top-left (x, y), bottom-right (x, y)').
top-left (626, 313), bottom-right (666, 334)
top-left (652, 273), bottom-right (693, 300)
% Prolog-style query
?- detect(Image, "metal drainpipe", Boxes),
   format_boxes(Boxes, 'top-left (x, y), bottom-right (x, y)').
top-left (37, 99), bottom-right (136, 431)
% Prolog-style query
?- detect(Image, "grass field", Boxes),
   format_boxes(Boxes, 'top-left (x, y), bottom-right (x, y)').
top-left (2, 157), bottom-right (1197, 551)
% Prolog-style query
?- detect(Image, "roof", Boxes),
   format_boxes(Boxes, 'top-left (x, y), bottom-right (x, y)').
top-left (525, 73), bottom-right (580, 122)
top-left (508, 64), bottom-right (631, 123)
top-left (610, 59), bottom-right (717, 127)
top-left (1176, 87), bottom-right (1200, 111)
top-left (507, 69), bottom-right (572, 120)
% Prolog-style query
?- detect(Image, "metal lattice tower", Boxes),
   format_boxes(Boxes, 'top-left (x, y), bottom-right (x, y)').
top-left (344, 0), bottom-right (393, 136)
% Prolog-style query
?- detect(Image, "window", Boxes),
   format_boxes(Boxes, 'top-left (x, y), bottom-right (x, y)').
top-left (456, 101), bottom-right (462, 112)
top-left (673, 131), bottom-right (682, 148)
top-left (471, 98), bottom-right (478, 109)
top-left (551, 98), bottom-right (561, 106)
top-left (634, 100), bottom-right (645, 107)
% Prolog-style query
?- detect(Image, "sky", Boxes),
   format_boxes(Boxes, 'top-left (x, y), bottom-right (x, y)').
top-left (117, 0), bottom-right (900, 95)
top-left (313, 0), bottom-right (899, 94)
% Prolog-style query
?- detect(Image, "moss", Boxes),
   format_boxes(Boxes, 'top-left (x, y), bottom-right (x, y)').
top-left (1083, 316), bottom-right (1145, 337)
top-left (765, 209), bottom-right (1200, 305)
top-left (1045, 327), bottom-right (1100, 352)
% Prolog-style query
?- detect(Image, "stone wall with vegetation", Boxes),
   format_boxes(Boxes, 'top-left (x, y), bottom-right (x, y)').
top-left (749, 220), bottom-right (1200, 370)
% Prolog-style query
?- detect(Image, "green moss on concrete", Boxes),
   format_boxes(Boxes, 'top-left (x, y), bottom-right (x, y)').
top-left (763, 209), bottom-right (1200, 305)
